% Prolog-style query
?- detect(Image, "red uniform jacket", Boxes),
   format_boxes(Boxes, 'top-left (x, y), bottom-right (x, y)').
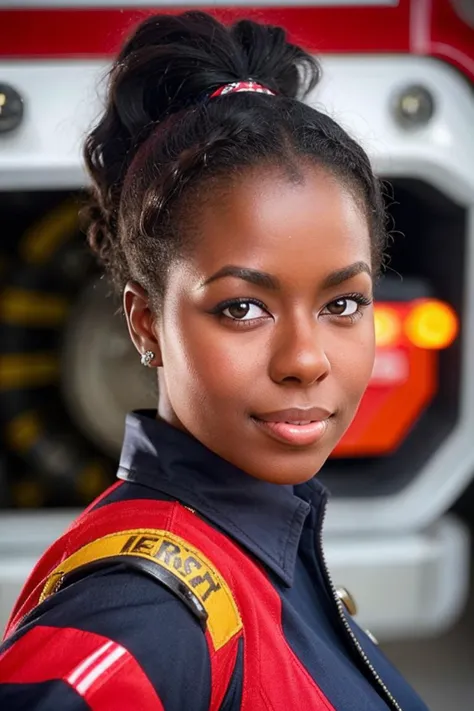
top-left (0, 412), bottom-right (430, 711)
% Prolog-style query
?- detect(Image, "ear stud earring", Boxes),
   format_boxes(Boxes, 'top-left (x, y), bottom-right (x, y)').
top-left (140, 350), bottom-right (155, 367)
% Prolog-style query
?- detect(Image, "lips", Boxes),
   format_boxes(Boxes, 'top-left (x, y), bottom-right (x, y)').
top-left (256, 407), bottom-right (333, 424)
top-left (252, 407), bottom-right (333, 446)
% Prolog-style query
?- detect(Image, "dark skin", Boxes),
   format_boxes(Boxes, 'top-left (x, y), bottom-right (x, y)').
top-left (124, 164), bottom-right (375, 485)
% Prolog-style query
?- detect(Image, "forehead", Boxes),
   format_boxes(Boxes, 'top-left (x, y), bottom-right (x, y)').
top-left (188, 164), bottom-right (371, 279)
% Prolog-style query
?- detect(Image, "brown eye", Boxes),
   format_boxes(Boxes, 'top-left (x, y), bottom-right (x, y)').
top-left (227, 303), bottom-right (251, 319)
top-left (221, 301), bottom-right (267, 321)
top-left (325, 298), bottom-right (358, 316)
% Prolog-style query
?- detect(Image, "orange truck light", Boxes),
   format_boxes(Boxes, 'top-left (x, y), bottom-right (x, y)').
top-left (404, 299), bottom-right (458, 350)
top-left (333, 299), bottom-right (458, 458)
top-left (374, 299), bottom-right (458, 350)
top-left (374, 306), bottom-right (402, 348)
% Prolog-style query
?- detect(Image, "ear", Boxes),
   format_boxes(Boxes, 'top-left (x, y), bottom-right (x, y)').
top-left (123, 282), bottom-right (163, 367)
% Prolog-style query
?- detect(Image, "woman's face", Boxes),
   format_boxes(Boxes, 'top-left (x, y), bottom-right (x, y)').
top-left (126, 164), bottom-right (375, 484)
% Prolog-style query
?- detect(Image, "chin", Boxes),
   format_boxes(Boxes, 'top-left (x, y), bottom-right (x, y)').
top-left (247, 450), bottom-right (331, 486)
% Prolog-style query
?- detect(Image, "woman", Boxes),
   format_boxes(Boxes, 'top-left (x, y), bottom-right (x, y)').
top-left (0, 11), bottom-right (429, 711)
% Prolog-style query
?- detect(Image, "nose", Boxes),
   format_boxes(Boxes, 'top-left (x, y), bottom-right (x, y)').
top-left (268, 316), bottom-right (331, 387)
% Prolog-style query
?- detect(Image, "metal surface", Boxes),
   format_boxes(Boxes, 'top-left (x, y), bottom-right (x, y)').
top-left (0, 84), bottom-right (24, 134)
top-left (1, 54), bottom-right (473, 199)
top-left (383, 564), bottom-right (474, 711)
top-left (1, 55), bottom-right (474, 535)
top-left (391, 85), bottom-right (435, 129)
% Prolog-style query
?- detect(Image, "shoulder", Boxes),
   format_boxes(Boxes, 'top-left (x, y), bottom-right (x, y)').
top-left (0, 565), bottom-right (211, 711)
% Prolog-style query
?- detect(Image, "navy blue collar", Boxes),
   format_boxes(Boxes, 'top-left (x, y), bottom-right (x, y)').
top-left (117, 410), bottom-right (329, 586)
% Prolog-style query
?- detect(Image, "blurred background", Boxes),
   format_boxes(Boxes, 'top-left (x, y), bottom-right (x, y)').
top-left (1, 1), bottom-right (473, 708)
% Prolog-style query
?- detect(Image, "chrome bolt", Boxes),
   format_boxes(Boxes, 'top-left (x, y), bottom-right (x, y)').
top-left (0, 84), bottom-right (24, 134)
top-left (392, 85), bottom-right (435, 129)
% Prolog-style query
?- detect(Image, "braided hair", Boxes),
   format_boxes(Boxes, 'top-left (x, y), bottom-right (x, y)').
top-left (84, 11), bottom-right (387, 303)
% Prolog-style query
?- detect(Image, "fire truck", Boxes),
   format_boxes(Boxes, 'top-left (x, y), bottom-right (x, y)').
top-left (1, 0), bottom-right (474, 642)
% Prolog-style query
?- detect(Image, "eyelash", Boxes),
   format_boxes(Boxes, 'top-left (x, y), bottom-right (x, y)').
top-left (210, 298), bottom-right (269, 326)
top-left (211, 293), bottom-right (372, 325)
top-left (324, 293), bottom-right (373, 323)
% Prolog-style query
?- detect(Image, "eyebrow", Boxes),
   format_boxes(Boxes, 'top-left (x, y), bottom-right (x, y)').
top-left (202, 266), bottom-right (280, 290)
top-left (322, 261), bottom-right (372, 289)
top-left (201, 261), bottom-right (371, 291)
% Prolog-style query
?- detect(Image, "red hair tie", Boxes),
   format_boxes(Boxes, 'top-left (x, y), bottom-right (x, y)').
top-left (209, 80), bottom-right (276, 99)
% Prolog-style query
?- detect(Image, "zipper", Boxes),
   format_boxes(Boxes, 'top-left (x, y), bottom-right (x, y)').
top-left (317, 501), bottom-right (403, 711)
top-left (182, 494), bottom-right (399, 707)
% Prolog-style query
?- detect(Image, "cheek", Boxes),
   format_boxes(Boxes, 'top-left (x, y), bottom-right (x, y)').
top-left (161, 311), bottom-right (263, 406)
top-left (330, 318), bottom-right (375, 403)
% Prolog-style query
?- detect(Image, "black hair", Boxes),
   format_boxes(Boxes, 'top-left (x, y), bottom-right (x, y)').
top-left (84, 11), bottom-right (387, 302)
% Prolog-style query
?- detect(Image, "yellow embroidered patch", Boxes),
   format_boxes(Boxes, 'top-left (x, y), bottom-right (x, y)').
top-left (41, 528), bottom-right (242, 651)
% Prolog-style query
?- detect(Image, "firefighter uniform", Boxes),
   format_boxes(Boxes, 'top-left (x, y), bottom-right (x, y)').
top-left (0, 411), bottom-right (429, 710)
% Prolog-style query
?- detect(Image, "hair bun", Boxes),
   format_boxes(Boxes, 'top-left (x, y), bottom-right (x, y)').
top-left (230, 18), bottom-right (319, 99)
top-left (112, 12), bottom-right (320, 136)
top-left (84, 11), bottom-right (321, 282)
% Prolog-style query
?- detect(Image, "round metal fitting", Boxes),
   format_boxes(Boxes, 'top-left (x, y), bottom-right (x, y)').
top-left (0, 83), bottom-right (24, 134)
top-left (392, 84), bottom-right (435, 129)
top-left (336, 586), bottom-right (358, 616)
